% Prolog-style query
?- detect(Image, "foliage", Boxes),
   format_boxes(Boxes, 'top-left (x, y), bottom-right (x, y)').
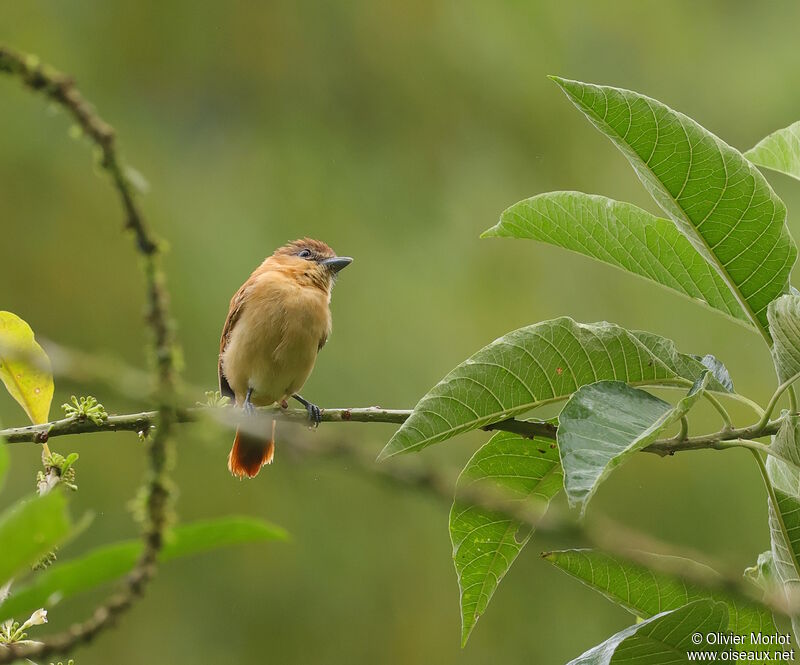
top-left (544, 549), bottom-right (777, 652)
top-left (0, 491), bottom-right (72, 589)
top-left (565, 600), bottom-right (727, 664)
top-left (746, 121), bottom-right (800, 182)
top-left (382, 77), bottom-right (800, 661)
top-left (557, 375), bottom-right (708, 513)
top-left (3, 44), bottom-right (800, 664)
top-left (0, 311), bottom-right (53, 425)
top-left (0, 314), bottom-right (287, 662)
top-left (449, 430), bottom-right (562, 645)
top-left (379, 319), bottom-right (726, 460)
top-left (0, 517), bottom-right (288, 622)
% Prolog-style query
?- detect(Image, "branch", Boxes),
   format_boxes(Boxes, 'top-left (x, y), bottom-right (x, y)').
top-left (0, 44), bottom-right (179, 663)
top-left (0, 407), bottom-right (558, 444)
top-left (0, 399), bottom-right (784, 462)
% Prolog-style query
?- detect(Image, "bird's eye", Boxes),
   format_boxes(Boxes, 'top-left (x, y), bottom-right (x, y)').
top-left (298, 249), bottom-right (312, 259)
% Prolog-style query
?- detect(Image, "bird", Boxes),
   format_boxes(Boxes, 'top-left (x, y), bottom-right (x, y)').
top-left (218, 238), bottom-right (352, 478)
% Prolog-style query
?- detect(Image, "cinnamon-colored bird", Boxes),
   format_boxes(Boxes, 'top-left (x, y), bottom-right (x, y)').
top-left (219, 238), bottom-right (352, 478)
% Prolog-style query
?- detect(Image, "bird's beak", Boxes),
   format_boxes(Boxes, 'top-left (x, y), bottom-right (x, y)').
top-left (321, 256), bottom-right (353, 273)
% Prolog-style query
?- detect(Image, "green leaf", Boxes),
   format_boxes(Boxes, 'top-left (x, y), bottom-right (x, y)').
top-left (379, 317), bottom-right (728, 460)
top-left (0, 516), bottom-right (288, 621)
top-left (695, 354), bottom-right (734, 392)
top-left (746, 121), bottom-right (800, 182)
top-left (767, 294), bottom-right (800, 640)
top-left (159, 516), bottom-right (288, 560)
top-left (773, 414), bottom-right (800, 469)
top-left (768, 295), bottom-right (800, 383)
top-left (551, 77), bottom-right (796, 339)
top-left (449, 431), bottom-right (562, 646)
top-left (0, 491), bottom-right (72, 588)
top-left (545, 549), bottom-right (778, 655)
top-left (567, 599), bottom-right (727, 664)
top-left (0, 312), bottom-right (54, 424)
top-left (765, 455), bottom-right (800, 640)
top-left (484, 192), bottom-right (750, 326)
top-left (557, 376), bottom-right (708, 513)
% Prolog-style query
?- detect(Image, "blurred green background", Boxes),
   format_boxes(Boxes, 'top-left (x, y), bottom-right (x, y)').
top-left (2, 1), bottom-right (800, 663)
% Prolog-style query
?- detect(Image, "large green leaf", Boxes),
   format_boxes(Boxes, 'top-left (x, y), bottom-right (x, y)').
top-left (768, 295), bottom-right (800, 383)
top-left (0, 491), bottom-right (72, 588)
top-left (379, 317), bottom-right (726, 460)
top-left (568, 599), bottom-right (726, 664)
top-left (746, 121), bottom-right (800, 182)
top-left (558, 375), bottom-right (708, 513)
top-left (767, 293), bottom-right (800, 641)
top-left (449, 431), bottom-right (562, 646)
top-left (0, 516), bottom-right (288, 621)
top-left (765, 456), bottom-right (800, 642)
top-left (484, 192), bottom-right (749, 325)
top-left (551, 77), bottom-right (796, 339)
top-left (545, 549), bottom-right (777, 661)
top-left (0, 311), bottom-right (54, 424)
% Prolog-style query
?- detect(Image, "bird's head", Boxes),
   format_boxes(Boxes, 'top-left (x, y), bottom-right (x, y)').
top-left (270, 238), bottom-right (353, 291)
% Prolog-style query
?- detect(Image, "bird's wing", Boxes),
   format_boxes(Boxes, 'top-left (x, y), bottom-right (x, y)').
top-left (218, 282), bottom-right (249, 399)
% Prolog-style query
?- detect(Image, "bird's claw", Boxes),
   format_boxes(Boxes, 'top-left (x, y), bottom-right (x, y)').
top-left (306, 402), bottom-right (322, 427)
top-left (243, 400), bottom-right (255, 415)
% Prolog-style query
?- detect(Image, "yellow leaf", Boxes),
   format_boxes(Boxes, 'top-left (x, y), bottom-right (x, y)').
top-left (0, 312), bottom-right (53, 424)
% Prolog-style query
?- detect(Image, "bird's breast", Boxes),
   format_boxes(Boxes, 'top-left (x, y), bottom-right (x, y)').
top-left (222, 274), bottom-right (331, 404)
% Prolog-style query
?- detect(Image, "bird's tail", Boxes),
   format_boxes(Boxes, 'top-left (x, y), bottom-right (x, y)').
top-left (228, 419), bottom-right (275, 479)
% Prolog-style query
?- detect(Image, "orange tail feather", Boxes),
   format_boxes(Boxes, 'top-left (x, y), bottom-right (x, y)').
top-left (228, 425), bottom-right (275, 479)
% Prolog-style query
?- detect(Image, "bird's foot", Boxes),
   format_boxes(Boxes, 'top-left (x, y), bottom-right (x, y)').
top-left (243, 387), bottom-right (255, 415)
top-left (279, 399), bottom-right (289, 409)
top-left (293, 394), bottom-right (321, 428)
top-left (305, 402), bottom-right (322, 427)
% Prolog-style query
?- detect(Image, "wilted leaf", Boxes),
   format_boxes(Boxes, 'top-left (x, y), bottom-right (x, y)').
top-left (567, 599), bottom-right (726, 664)
top-left (551, 77), bottom-right (796, 339)
top-left (484, 192), bottom-right (749, 325)
top-left (546, 549), bottom-right (777, 659)
top-left (746, 121), bottom-right (800, 182)
top-left (450, 431), bottom-right (562, 645)
top-left (0, 491), bottom-right (72, 588)
top-left (557, 375), bottom-right (708, 512)
top-left (0, 516), bottom-right (288, 621)
top-left (380, 317), bottom-right (728, 460)
top-left (0, 312), bottom-right (54, 424)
